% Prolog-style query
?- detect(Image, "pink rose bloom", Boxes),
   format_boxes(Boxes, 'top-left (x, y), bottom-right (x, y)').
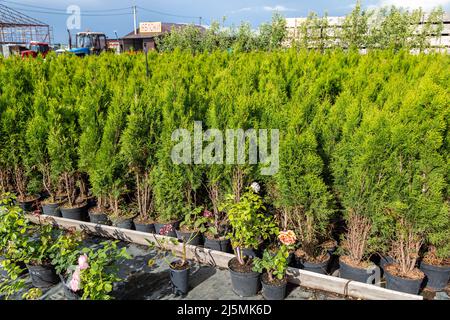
top-left (70, 268), bottom-right (81, 292)
top-left (78, 254), bottom-right (89, 270)
top-left (203, 210), bottom-right (213, 218)
top-left (70, 278), bottom-right (80, 292)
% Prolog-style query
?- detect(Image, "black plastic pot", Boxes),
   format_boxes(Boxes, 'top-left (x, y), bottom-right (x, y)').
top-left (261, 276), bottom-right (287, 300)
top-left (236, 247), bottom-right (262, 259)
top-left (134, 222), bottom-right (156, 234)
top-left (89, 212), bottom-right (109, 225)
top-left (170, 261), bottom-right (190, 295)
top-left (384, 266), bottom-right (424, 294)
top-left (61, 204), bottom-right (88, 221)
top-left (228, 258), bottom-right (261, 297)
top-left (176, 230), bottom-right (202, 246)
top-left (295, 255), bottom-right (330, 275)
top-left (379, 255), bottom-right (395, 269)
top-left (26, 264), bottom-right (60, 289)
top-left (63, 285), bottom-right (82, 300)
top-left (154, 222), bottom-right (178, 238)
top-left (420, 262), bottom-right (450, 291)
top-left (42, 203), bottom-right (62, 217)
top-left (86, 197), bottom-right (97, 210)
top-left (204, 238), bottom-right (232, 253)
top-left (114, 218), bottom-right (134, 230)
top-left (18, 197), bottom-right (38, 212)
top-left (339, 257), bottom-right (376, 284)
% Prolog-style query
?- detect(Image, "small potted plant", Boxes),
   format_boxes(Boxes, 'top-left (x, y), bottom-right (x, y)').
top-left (20, 223), bottom-right (61, 289)
top-left (222, 183), bottom-right (279, 297)
top-left (0, 203), bottom-right (60, 290)
top-left (109, 202), bottom-right (136, 230)
top-left (203, 208), bottom-right (231, 253)
top-left (337, 210), bottom-right (377, 283)
top-left (383, 217), bottom-right (425, 294)
top-left (253, 230), bottom-right (297, 300)
top-left (58, 172), bottom-right (89, 221)
top-left (47, 104), bottom-right (88, 221)
top-left (25, 111), bottom-right (62, 217)
top-left (204, 173), bottom-right (231, 252)
top-left (62, 241), bottom-right (131, 300)
top-left (0, 195), bottom-right (29, 298)
top-left (176, 206), bottom-right (209, 245)
top-left (420, 246), bottom-right (450, 291)
top-left (155, 211), bottom-right (179, 238)
top-left (87, 195), bottom-right (110, 225)
top-left (147, 236), bottom-right (194, 296)
top-left (168, 238), bottom-right (192, 296)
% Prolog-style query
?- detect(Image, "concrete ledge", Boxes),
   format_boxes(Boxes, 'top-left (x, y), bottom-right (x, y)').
top-left (27, 214), bottom-right (423, 301)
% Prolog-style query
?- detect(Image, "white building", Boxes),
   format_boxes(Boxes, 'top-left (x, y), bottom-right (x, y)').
top-left (285, 12), bottom-right (450, 52)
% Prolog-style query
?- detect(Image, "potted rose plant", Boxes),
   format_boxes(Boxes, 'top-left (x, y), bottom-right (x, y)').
top-left (253, 230), bottom-right (297, 300)
top-left (62, 241), bottom-right (131, 300)
top-left (222, 183), bottom-right (279, 297)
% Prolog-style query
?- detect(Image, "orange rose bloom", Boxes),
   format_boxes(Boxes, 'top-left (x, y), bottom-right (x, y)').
top-left (278, 230), bottom-right (297, 246)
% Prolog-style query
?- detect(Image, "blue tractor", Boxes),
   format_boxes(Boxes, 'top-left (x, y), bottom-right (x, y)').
top-left (68, 31), bottom-right (108, 56)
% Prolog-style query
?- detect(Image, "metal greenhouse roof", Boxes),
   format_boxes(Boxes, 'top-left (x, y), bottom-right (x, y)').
top-left (0, 3), bottom-right (52, 44)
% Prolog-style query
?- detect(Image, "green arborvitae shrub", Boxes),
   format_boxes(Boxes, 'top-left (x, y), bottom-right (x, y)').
top-left (275, 129), bottom-right (334, 260)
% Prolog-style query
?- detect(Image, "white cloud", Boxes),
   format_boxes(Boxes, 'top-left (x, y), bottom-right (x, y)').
top-left (263, 5), bottom-right (296, 12)
top-left (230, 7), bottom-right (253, 14)
top-left (374, 0), bottom-right (450, 10)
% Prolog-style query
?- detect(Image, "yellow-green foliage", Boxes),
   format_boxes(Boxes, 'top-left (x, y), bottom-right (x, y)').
top-left (0, 49), bottom-right (448, 258)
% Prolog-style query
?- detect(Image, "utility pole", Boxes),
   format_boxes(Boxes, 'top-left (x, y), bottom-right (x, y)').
top-left (199, 16), bottom-right (202, 26)
top-left (133, 6), bottom-right (137, 35)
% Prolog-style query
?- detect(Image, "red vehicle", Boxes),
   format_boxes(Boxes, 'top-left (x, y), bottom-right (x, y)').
top-left (21, 42), bottom-right (51, 58)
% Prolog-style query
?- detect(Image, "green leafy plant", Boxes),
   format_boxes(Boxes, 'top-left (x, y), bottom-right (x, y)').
top-left (179, 206), bottom-right (209, 233)
top-left (65, 241), bottom-right (131, 300)
top-left (0, 194), bottom-right (30, 298)
top-left (22, 288), bottom-right (43, 300)
top-left (255, 230), bottom-right (297, 281)
top-left (221, 185), bottom-right (279, 265)
top-left (49, 228), bottom-right (85, 275)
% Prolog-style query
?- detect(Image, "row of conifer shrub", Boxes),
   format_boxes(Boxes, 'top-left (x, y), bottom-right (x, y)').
top-left (0, 49), bottom-right (448, 278)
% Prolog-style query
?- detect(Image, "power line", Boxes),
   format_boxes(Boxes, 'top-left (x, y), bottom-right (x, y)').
top-left (4, 7), bottom-right (133, 17)
top-left (0, 0), bottom-right (131, 13)
top-left (0, 1), bottom-right (205, 24)
top-left (138, 6), bottom-right (201, 20)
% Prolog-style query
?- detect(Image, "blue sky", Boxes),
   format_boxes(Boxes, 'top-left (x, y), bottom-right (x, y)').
top-left (2, 0), bottom-right (450, 43)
